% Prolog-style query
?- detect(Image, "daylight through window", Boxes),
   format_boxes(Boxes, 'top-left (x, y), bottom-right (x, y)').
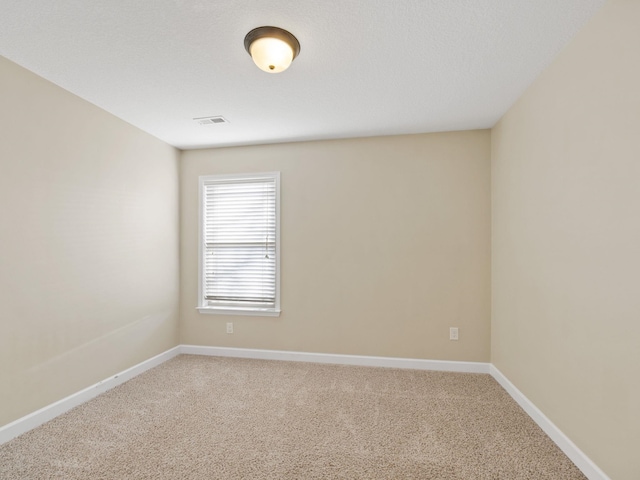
top-left (198, 172), bottom-right (280, 316)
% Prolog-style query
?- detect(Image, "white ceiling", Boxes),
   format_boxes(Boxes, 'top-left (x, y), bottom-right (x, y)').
top-left (0, 0), bottom-right (606, 150)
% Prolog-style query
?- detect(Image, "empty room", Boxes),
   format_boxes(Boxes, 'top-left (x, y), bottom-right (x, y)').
top-left (0, 1), bottom-right (637, 478)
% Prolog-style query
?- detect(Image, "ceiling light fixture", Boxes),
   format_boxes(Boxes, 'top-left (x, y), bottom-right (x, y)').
top-left (244, 26), bottom-right (300, 73)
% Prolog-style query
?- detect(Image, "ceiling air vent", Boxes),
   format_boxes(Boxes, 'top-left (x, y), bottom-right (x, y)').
top-left (194, 116), bottom-right (229, 125)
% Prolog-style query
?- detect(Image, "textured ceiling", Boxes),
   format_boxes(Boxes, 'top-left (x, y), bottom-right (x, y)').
top-left (0, 0), bottom-right (606, 149)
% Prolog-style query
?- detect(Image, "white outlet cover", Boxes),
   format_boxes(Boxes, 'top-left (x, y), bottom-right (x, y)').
top-left (450, 327), bottom-right (459, 340)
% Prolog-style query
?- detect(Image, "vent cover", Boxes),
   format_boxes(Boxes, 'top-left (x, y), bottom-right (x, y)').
top-left (194, 116), bottom-right (229, 125)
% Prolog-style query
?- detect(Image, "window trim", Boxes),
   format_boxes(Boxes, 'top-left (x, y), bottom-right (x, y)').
top-left (197, 172), bottom-right (281, 317)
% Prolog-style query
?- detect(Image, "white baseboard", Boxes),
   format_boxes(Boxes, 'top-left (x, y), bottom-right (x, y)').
top-left (180, 345), bottom-right (491, 373)
top-left (0, 344), bottom-right (609, 480)
top-left (490, 365), bottom-right (610, 480)
top-left (0, 345), bottom-right (487, 446)
top-left (0, 346), bottom-right (181, 445)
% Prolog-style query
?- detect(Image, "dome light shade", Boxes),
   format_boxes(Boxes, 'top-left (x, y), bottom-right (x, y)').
top-left (244, 26), bottom-right (300, 73)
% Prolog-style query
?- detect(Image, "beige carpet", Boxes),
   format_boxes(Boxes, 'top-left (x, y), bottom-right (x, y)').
top-left (0, 355), bottom-right (585, 479)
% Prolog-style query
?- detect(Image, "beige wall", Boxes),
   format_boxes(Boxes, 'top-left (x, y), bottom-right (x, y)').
top-left (0, 57), bottom-right (180, 426)
top-left (180, 131), bottom-right (491, 362)
top-left (491, 1), bottom-right (640, 478)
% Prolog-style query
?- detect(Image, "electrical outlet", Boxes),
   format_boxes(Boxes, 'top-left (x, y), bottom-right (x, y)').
top-left (449, 327), bottom-right (459, 341)
top-left (226, 322), bottom-right (233, 334)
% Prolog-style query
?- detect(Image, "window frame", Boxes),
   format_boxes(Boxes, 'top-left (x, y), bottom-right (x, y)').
top-left (197, 172), bottom-right (281, 317)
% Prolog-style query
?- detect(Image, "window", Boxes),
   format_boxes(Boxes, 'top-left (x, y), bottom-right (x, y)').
top-left (198, 172), bottom-right (280, 316)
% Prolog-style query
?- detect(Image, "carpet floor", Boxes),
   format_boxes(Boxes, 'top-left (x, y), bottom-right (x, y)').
top-left (0, 355), bottom-right (586, 479)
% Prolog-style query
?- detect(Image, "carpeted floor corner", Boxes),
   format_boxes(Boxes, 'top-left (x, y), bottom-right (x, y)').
top-left (0, 355), bottom-right (586, 479)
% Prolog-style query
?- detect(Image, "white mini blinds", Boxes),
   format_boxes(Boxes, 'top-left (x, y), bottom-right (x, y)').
top-left (198, 172), bottom-right (280, 316)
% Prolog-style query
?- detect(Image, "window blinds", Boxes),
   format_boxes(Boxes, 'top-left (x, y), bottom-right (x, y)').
top-left (202, 176), bottom-right (277, 308)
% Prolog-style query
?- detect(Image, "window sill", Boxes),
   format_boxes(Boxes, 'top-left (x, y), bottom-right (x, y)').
top-left (197, 307), bottom-right (281, 317)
